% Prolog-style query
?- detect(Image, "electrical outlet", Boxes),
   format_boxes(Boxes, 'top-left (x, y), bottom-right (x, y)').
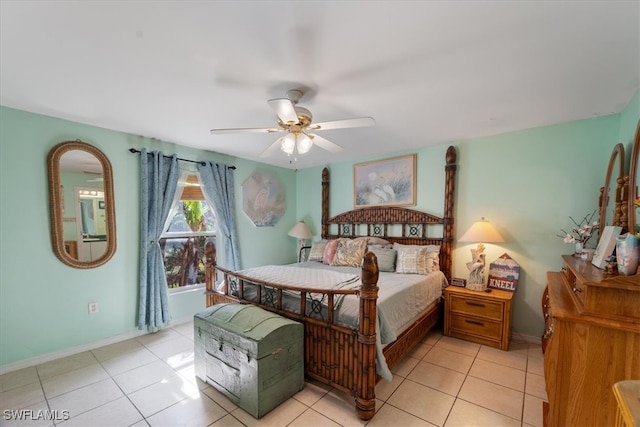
top-left (88, 302), bottom-right (98, 314)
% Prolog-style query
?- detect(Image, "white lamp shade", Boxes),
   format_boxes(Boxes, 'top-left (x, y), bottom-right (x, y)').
top-left (459, 218), bottom-right (504, 243)
top-left (288, 221), bottom-right (312, 239)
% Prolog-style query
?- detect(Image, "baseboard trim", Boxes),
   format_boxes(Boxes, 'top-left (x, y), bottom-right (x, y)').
top-left (0, 316), bottom-right (193, 375)
top-left (1, 319), bottom-right (541, 375)
top-left (511, 331), bottom-right (542, 345)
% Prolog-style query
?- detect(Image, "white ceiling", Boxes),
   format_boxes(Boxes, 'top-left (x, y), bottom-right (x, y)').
top-left (1, 1), bottom-right (638, 169)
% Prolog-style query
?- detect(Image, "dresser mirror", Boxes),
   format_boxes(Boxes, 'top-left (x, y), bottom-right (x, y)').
top-left (628, 121), bottom-right (639, 234)
top-left (598, 143), bottom-right (625, 243)
top-left (48, 140), bottom-right (116, 268)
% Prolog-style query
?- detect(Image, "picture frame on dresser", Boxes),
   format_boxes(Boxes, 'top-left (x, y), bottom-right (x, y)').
top-left (592, 225), bottom-right (622, 268)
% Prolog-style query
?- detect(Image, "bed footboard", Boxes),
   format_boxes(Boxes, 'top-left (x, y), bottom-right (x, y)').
top-left (204, 241), bottom-right (379, 420)
top-left (202, 146), bottom-right (455, 421)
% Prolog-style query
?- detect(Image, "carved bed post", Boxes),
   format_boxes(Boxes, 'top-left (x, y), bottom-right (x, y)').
top-left (322, 167), bottom-right (330, 238)
top-left (204, 240), bottom-right (217, 307)
top-left (356, 251), bottom-right (379, 420)
top-left (442, 146), bottom-right (458, 282)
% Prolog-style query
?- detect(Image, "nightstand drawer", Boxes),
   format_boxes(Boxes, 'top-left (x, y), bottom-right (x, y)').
top-left (450, 314), bottom-right (502, 340)
top-left (449, 295), bottom-right (503, 320)
top-left (444, 286), bottom-right (513, 351)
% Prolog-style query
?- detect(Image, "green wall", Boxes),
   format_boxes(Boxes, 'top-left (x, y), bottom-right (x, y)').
top-left (0, 106), bottom-right (297, 367)
top-left (619, 90), bottom-right (640, 160)
top-left (1, 90), bottom-right (638, 368)
top-left (296, 95), bottom-right (639, 339)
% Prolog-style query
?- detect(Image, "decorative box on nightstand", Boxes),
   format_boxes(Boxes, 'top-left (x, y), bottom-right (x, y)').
top-left (444, 285), bottom-right (514, 350)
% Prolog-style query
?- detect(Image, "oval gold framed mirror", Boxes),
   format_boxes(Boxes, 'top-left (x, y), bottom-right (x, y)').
top-left (48, 140), bottom-right (116, 268)
top-left (628, 121), bottom-right (639, 235)
top-left (598, 143), bottom-right (625, 244)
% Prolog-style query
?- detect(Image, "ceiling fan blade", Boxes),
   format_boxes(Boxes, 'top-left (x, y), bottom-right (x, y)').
top-left (308, 117), bottom-right (375, 131)
top-left (259, 138), bottom-right (284, 158)
top-left (309, 134), bottom-right (343, 153)
top-left (267, 98), bottom-right (299, 124)
top-left (210, 127), bottom-right (281, 134)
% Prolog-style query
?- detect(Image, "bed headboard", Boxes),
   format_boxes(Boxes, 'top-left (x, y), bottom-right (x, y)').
top-left (321, 146), bottom-right (457, 281)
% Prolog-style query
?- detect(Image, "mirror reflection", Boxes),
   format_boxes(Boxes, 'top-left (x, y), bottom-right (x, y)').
top-left (48, 140), bottom-right (116, 268)
top-left (76, 188), bottom-right (107, 260)
top-left (60, 151), bottom-right (107, 261)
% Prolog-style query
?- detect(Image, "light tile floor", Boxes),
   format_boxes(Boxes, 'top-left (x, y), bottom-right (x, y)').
top-left (0, 321), bottom-right (546, 427)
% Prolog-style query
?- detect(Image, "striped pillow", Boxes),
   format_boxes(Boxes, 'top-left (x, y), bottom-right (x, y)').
top-left (308, 240), bottom-right (327, 262)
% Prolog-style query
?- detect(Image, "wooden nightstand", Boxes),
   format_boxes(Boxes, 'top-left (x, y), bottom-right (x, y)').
top-left (444, 286), bottom-right (514, 350)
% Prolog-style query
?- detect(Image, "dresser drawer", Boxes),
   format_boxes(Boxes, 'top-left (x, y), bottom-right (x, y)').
top-left (449, 294), bottom-right (504, 321)
top-left (450, 314), bottom-right (502, 340)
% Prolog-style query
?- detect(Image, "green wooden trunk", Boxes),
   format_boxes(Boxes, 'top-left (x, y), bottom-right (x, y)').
top-left (194, 303), bottom-right (304, 418)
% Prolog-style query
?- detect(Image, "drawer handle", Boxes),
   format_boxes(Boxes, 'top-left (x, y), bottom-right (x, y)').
top-left (572, 287), bottom-right (583, 293)
top-left (466, 301), bottom-right (485, 308)
top-left (465, 319), bottom-right (485, 326)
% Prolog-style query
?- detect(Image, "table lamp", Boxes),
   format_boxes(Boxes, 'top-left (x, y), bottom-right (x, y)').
top-left (459, 217), bottom-right (504, 291)
top-left (288, 220), bottom-right (312, 262)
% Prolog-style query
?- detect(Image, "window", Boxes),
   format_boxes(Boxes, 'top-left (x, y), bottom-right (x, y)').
top-left (160, 175), bottom-right (216, 291)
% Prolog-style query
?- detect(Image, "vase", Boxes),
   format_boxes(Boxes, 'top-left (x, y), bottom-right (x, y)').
top-left (615, 233), bottom-right (640, 276)
top-left (575, 242), bottom-right (583, 256)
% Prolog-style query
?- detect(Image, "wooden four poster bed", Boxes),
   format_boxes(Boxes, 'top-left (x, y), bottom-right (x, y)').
top-left (204, 146), bottom-right (457, 420)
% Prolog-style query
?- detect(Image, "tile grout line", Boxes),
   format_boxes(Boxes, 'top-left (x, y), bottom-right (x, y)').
top-left (4, 327), bottom-right (544, 427)
top-left (90, 347), bottom-right (148, 427)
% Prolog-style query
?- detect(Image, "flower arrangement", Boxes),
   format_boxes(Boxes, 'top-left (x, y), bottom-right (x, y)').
top-left (558, 210), bottom-right (599, 247)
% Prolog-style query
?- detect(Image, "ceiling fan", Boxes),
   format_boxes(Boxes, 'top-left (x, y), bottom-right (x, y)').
top-left (210, 89), bottom-right (375, 159)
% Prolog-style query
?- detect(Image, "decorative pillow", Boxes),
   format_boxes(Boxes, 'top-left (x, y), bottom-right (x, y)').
top-left (332, 238), bottom-right (368, 267)
top-left (308, 240), bottom-right (327, 262)
top-left (393, 243), bottom-right (440, 252)
top-left (322, 239), bottom-right (339, 265)
top-left (368, 246), bottom-right (397, 272)
top-left (367, 243), bottom-right (393, 250)
top-left (355, 236), bottom-right (391, 246)
top-left (394, 243), bottom-right (441, 274)
top-left (425, 246), bottom-right (440, 271)
top-left (395, 246), bottom-right (430, 274)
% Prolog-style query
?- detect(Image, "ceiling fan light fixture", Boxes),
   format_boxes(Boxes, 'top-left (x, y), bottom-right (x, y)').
top-left (211, 89), bottom-right (374, 159)
top-left (296, 133), bottom-right (313, 154)
top-left (280, 133), bottom-right (296, 155)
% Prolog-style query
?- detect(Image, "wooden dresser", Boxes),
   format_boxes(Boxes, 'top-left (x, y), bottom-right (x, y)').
top-left (543, 255), bottom-right (640, 427)
top-left (444, 286), bottom-right (513, 350)
top-left (613, 380), bottom-right (640, 427)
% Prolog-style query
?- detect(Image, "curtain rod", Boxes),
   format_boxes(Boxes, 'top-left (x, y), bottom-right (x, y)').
top-left (128, 148), bottom-right (236, 169)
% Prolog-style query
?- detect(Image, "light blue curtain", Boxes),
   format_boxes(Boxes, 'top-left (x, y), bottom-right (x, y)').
top-left (138, 149), bottom-right (180, 330)
top-left (198, 161), bottom-right (240, 270)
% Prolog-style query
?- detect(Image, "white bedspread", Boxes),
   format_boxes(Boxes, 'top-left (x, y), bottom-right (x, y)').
top-left (237, 264), bottom-right (360, 295)
top-left (233, 262), bottom-right (446, 381)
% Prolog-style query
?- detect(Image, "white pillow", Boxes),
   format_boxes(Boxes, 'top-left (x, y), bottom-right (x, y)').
top-left (308, 240), bottom-right (327, 262)
top-left (393, 243), bottom-right (440, 273)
